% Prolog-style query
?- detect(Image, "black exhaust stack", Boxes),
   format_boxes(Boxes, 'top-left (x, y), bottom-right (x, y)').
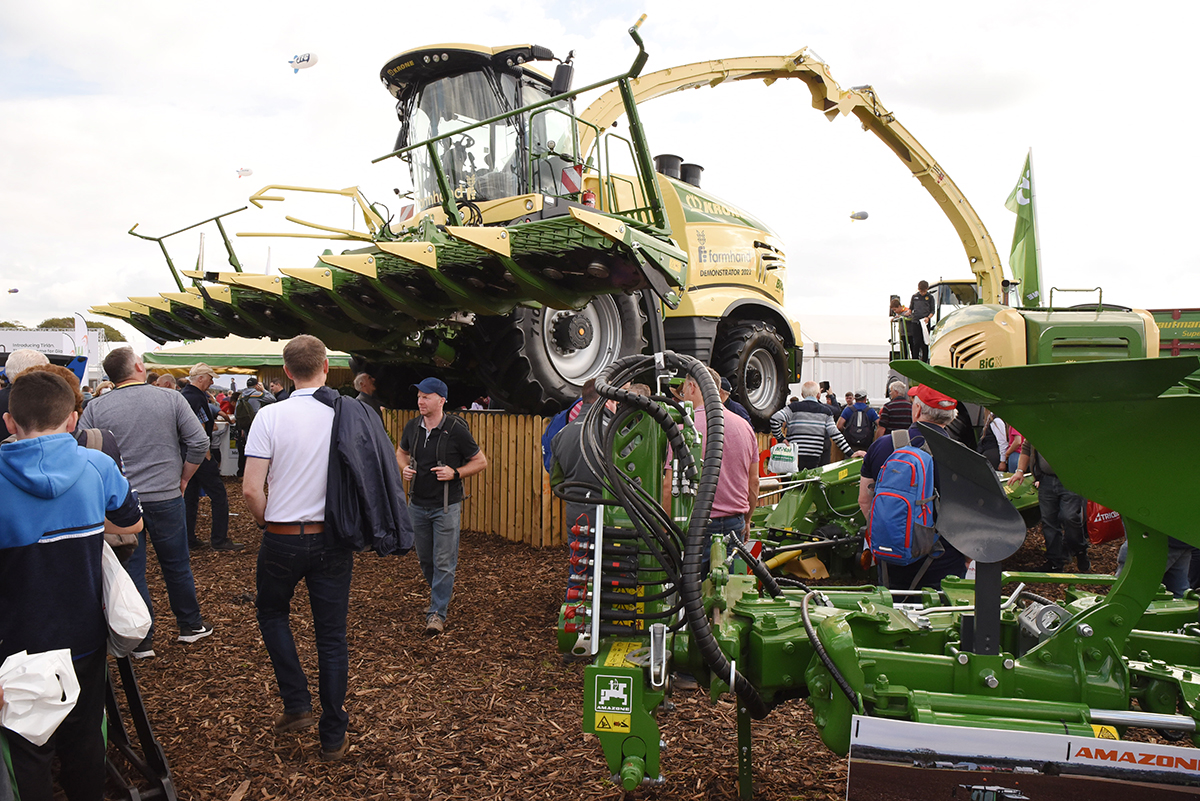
top-left (653, 154), bottom-right (682, 179)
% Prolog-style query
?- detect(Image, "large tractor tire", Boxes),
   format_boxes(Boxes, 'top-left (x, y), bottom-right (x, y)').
top-left (476, 293), bottom-right (647, 415)
top-left (713, 319), bottom-right (789, 432)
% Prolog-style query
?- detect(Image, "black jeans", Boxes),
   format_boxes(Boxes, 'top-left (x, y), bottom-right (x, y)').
top-left (184, 456), bottom-right (230, 545)
top-left (906, 321), bottom-right (929, 362)
top-left (5, 648), bottom-right (107, 801)
top-left (256, 533), bottom-right (353, 750)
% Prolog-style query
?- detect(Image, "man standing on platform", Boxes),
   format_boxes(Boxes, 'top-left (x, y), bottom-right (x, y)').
top-left (397, 378), bottom-right (488, 636)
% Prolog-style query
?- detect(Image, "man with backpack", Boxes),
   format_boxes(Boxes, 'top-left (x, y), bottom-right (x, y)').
top-left (858, 384), bottom-right (967, 590)
top-left (838, 390), bottom-right (880, 453)
top-left (397, 377), bottom-right (488, 636)
top-left (235, 377), bottom-right (275, 477)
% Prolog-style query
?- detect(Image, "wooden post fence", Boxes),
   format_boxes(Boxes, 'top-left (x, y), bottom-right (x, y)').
top-left (382, 409), bottom-right (779, 548)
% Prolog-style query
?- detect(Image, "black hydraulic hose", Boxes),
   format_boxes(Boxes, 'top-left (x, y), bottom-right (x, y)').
top-left (605, 353), bottom-right (771, 719)
top-left (1019, 590), bottom-right (1056, 607)
top-left (802, 591), bottom-right (862, 712)
top-left (600, 603), bottom-right (683, 621)
top-left (591, 352), bottom-right (769, 717)
top-left (773, 576), bottom-right (812, 592)
top-left (724, 533), bottom-right (782, 598)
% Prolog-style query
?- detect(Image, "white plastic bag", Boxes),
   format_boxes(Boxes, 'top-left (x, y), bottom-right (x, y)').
top-left (767, 442), bottom-right (799, 475)
top-left (102, 541), bottom-right (151, 657)
top-left (0, 649), bottom-right (79, 746)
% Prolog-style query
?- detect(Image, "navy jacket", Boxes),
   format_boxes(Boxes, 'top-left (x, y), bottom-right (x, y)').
top-left (314, 387), bottom-right (414, 556)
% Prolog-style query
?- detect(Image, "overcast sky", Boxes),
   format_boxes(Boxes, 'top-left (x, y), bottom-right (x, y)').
top-left (3, 1), bottom-right (1197, 356)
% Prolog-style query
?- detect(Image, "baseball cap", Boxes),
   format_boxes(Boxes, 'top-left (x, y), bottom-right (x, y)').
top-left (720, 377), bottom-right (733, 393)
top-left (908, 384), bottom-right (956, 409)
top-left (189, 362), bottom-right (216, 379)
top-left (413, 377), bottom-right (448, 398)
top-left (854, 389), bottom-right (867, 399)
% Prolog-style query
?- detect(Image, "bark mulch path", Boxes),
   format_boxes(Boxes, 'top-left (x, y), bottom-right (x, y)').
top-left (113, 481), bottom-right (1163, 800)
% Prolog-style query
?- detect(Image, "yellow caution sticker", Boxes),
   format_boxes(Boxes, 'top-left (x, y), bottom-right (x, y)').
top-left (1091, 724), bottom-right (1119, 740)
top-left (838, 469), bottom-right (848, 480)
top-left (595, 713), bottom-right (631, 733)
top-left (604, 641), bottom-right (642, 667)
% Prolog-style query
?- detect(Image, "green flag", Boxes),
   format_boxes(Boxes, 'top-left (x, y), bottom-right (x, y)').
top-left (1004, 151), bottom-right (1043, 307)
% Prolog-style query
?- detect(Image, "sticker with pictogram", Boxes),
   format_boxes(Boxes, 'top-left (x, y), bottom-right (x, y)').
top-left (594, 712), bottom-right (631, 732)
top-left (594, 675), bottom-right (633, 714)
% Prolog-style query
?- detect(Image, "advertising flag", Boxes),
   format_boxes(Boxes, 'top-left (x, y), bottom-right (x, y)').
top-left (1004, 150), bottom-right (1043, 307)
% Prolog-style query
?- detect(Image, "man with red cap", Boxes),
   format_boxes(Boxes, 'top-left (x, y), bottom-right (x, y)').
top-left (857, 384), bottom-right (967, 589)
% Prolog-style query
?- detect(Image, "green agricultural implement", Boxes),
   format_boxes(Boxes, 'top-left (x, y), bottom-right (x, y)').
top-left (556, 354), bottom-right (1200, 796)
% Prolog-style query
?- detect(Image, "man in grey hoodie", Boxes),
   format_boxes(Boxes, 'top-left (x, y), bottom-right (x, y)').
top-left (80, 347), bottom-right (213, 657)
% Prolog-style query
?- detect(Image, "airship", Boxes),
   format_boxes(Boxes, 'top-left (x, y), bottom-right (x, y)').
top-left (850, 211), bottom-right (869, 221)
top-left (289, 53), bottom-right (318, 73)
top-left (237, 168), bottom-right (253, 178)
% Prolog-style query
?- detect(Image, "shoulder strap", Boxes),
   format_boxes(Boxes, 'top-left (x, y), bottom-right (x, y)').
top-left (85, 428), bottom-right (103, 450)
top-left (437, 414), bottom-right (464, 466)
top-left (892, 429), bottom-right (910, 449)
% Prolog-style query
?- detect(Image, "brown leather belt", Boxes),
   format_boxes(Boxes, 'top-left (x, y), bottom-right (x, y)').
top-left (265, 522), bottom-right (324, 535)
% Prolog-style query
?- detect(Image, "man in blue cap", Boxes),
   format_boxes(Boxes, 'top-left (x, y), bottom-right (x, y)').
top-left (396, 377), bottom-right (488, 635)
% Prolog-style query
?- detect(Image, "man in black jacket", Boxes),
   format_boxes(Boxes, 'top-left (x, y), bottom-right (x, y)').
top-left (181, 363), bottom-right (241, 551)
top-left (908, 280), bottom-right (936, 362)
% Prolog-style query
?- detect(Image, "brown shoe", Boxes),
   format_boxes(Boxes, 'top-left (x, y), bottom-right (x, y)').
top-left (320, 735), bottom-right (349, 762)
top-left (424, 614), bottom-right (444, 636)
top-left (273, 710), bottom-right (316, 735)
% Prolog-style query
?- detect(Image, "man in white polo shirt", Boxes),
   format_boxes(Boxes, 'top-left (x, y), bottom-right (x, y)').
top-left (242, 335), bottom-right (351, 763)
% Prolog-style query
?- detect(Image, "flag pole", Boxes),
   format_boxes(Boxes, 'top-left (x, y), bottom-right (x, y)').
top-left (1027, 147), bottom-right (1044, 308)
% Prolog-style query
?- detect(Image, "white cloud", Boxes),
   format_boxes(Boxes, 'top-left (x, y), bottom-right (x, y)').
top-left (3, 0), bottom-right (1199, 356)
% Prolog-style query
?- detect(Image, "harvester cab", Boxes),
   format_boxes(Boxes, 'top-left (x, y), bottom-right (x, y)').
top-left (380, 44), bottom-right (582, 217)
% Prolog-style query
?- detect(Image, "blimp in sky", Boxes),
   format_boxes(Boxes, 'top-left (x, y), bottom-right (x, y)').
top-left (237, 168), bottom-right (253, 178)
top-left (850, 211), bottom-right (869, 221)
top-left (7, 288), bottom-right (17, 294)
top-left (289, 53), bottom-right (318, 73)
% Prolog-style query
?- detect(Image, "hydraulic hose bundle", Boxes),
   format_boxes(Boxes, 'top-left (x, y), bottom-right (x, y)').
top-left (585, 351), bottom-right (771, 719)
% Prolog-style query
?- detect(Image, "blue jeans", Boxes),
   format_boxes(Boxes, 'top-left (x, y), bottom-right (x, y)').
top-left (125, 497), bottom-right (204, 644)
top-left (1119, 539), bottom-right (1193, 598)
top-left (410, 502), bottom-right (462, 620)
top-left (256, 533), bottom-right (353, 750)
top-left (1037, 473), bottom-right (1086, 570)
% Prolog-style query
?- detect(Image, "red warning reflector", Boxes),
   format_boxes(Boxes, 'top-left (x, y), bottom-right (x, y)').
top-left (561, 164), bottom-right (583, 194)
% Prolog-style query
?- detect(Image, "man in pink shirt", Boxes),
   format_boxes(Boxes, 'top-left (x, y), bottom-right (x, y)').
top-left (680, 368), bottom-right (760, 543)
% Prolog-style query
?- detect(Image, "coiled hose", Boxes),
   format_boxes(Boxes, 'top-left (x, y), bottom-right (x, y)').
top-left (598, 352), bottom-right (771, 719)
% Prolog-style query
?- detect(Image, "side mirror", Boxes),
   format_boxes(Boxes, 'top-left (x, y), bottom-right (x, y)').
top-left (551, 62), bottom-right (574, 96)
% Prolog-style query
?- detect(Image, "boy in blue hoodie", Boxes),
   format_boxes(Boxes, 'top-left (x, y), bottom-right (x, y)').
top-left (0, 370), bottom-right (143, 801)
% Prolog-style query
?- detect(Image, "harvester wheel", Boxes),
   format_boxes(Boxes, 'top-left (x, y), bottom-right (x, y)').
top-left (477, 292), bottom-right (646, 415)
top-left (713, 320), bottom-right (789, 432)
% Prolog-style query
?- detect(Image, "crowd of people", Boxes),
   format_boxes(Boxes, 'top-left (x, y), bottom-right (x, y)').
top-left (0, 339), bottom-right (488, 796)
